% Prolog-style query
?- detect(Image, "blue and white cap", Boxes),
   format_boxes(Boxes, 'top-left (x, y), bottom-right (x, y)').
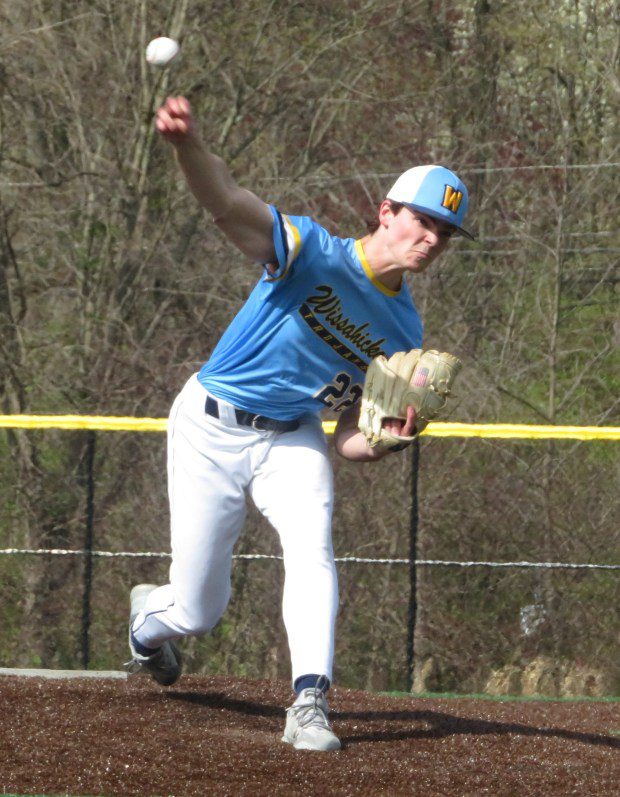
top-left (386, 165), bottom-right (474, 240)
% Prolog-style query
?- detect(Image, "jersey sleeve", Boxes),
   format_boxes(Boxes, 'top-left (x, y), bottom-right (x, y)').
top-left (263, 205), bottom-right (319, 282)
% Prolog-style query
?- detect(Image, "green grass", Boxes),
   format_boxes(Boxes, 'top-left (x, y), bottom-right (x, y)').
top-left (382, 690), bottom-right (620, 703)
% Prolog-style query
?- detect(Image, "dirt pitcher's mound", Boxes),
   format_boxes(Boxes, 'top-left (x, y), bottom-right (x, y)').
top-left (1, 674), bottom-right (618, 796)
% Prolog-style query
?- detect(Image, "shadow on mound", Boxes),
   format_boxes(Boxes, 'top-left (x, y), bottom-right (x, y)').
top-left (334, 707), bottom-right (620, 749)
top-left (166, 689), bottom-right (284, 718)
top-left (165, 687), bottom-right (620, 750)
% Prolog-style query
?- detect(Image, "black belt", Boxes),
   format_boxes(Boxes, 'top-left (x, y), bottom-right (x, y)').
top-left (205, 395), bottom-right (300, 433)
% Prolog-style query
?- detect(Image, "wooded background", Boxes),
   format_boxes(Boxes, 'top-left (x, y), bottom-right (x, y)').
top-left (1, 1), bottom-right (618, 695)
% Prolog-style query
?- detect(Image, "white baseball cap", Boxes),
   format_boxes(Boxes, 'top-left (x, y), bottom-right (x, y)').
top-left (386, 164), bottom-right (474, 240)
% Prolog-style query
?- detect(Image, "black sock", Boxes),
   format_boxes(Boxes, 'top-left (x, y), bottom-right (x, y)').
top-left (294, 674), bottom-right (330, 694)
top-left (130, 630), bottom-right (161, 657)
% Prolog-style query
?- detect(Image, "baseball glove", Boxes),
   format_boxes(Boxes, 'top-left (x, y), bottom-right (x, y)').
top-left (358, 349), bottom-right (462, 452)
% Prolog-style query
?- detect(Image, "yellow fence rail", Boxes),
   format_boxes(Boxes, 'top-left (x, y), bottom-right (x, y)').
top-left (0, 415), bottom-right (618, 440)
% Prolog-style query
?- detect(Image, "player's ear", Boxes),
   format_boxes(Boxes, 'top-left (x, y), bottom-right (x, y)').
top-left (377, 199), bottom-right (394, 229)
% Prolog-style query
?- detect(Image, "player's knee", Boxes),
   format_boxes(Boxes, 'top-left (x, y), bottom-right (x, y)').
top-left (283, 551), bottom-right (337, 586)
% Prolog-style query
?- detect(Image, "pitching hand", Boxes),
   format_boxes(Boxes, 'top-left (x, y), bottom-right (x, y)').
top-left (155, 96), bottom-right (195, 145)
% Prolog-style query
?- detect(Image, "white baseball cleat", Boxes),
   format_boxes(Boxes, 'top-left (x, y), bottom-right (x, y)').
top-left (125, 584), bottom-right (182, 686)
top-left (282, 687), bottom-right (341, 751)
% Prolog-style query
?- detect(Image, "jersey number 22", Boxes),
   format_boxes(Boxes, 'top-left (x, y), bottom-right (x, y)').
top-left (314, 372), bottom-right (362, 412)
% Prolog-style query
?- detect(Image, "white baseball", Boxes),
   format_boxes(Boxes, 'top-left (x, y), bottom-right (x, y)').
top-left (145, 37), bottom-right (180, 67)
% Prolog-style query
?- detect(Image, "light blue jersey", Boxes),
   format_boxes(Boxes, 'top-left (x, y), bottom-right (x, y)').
top-left (198, 206), bottom-right (423, 420)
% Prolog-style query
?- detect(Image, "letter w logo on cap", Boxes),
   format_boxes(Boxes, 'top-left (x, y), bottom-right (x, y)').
top-left (442, 185), bottom-right (463, 214)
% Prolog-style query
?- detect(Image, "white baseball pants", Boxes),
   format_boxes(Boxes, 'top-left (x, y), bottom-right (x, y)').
top-left (131, 374), bottom-right (338, 683)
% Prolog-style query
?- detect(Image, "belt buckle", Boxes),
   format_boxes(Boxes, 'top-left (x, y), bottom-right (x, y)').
top-left (251, 415), bottom-right (269, 431)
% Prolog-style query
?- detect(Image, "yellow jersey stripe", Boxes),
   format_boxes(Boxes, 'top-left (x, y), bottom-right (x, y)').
top-left (355, 239), bottom-right (399, 297)
top-left (264, 214), bottom-right (302, 283)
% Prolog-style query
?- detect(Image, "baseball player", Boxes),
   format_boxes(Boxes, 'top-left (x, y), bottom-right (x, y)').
top-left (126, 96), bottom-right (472, 751)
